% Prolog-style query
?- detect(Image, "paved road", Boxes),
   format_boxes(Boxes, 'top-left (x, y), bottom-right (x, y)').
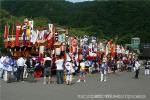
top-left (0, 68), bottom-right (150, 100)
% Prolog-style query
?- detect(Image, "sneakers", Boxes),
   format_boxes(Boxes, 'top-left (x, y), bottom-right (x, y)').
top-left (43, 82), bottom-right (46, 84)
top-left (77, 80), bottom-right (81, 82)
top-left (100, 79), bottom-right (106, 82)
top-left (77, 80), bottom-right (86, 82)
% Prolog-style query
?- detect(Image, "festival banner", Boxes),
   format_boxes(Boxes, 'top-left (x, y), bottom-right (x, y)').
top-left (15, 24), bottom-right (21, 46)
top-left (23, 24), bottom-right (27, 46)
top-left (4, 23), bottom-right (9, 39)
top-left (29, 20), bottom-right (34, 30)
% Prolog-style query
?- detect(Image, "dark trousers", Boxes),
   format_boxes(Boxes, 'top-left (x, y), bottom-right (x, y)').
top-left (13, 71), bottom-right (18, 81)
top-left (28, 72), bottom-right (35, 82)
top-left (56, 70), bottom-right (64, 84)
top-left (17, 67), bottom-right (24, 81)
top-left (135, 69), bottom-right (139, 79)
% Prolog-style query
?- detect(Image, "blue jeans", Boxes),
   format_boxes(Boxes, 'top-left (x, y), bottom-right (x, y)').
top-left (56, 70), bottom-right (64, 84)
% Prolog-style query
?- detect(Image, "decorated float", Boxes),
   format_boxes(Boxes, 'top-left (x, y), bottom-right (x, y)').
top-left (3, 18), bottom-right (68, 59)
top-left (3, 18), bottom-right (68, 78)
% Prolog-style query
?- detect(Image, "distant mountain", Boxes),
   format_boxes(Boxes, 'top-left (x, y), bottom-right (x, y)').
top-left (1, 0), bottom-right (150, 43)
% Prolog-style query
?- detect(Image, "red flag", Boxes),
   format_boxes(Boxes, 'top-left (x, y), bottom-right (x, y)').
top-left (4, 24), bottom-right (8, 38)
top-left (15, 24), bottom-right (21, 46)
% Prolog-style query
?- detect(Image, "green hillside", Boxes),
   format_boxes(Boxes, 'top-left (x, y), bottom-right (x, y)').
top-left (1, 0), bottom-right (150, 44)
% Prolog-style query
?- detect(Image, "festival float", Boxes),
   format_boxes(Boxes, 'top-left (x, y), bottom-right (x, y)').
top-left (3, 18), bottom-right (68, 59)
top-left (3, 18), bottom-right (68, 78)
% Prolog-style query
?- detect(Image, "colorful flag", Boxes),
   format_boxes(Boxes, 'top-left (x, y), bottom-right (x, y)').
top-left (4, 23), bottom-right (9, 39)
top-left (15, 24), bottom-right (21, 46)
top-left (23, 24), bottom-right (26, 46)
top-left (29, 20), bottom-right (34, 30)
top-left (26, 25), bottom-right (31, 38)
top-left (48, 24), bottom-right (53, 36)
top-left (30, 30), bottom-right (38, 44)
top-left (11, 23), bottom-right (15, 47)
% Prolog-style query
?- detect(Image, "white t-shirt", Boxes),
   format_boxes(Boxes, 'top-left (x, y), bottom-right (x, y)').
top-left (0, 56), bottom-right (6, 69)
top-left (135, 61), bottom-right (140, 70)
top-left (17, 57), bottom-right (25, 67)
top-left (55, 59), bottom-right (64, 70)
top-left (65, 62), bottom-right (72, 72)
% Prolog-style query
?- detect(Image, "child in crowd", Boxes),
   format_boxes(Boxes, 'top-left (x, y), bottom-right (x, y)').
top-left (65, 60), bottom-right (74, 85)
top-left (77, 60), bottom-right (86, 82)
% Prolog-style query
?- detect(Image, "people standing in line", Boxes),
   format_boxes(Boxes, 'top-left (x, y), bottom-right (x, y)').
top-left (43, 54), bottom-right (52, 84)
top-left (17, 56), bottom-right (25, 81)
top-left (77, 60), bottom-right (86, 82)
top-left (65, 60), bottom-right (74, 85)
top-left (134, 59), bottom-right (140, 79)
top-left (145, 59), bottom-right (150, 75)
top-left (100, 61), bottom-right (107, 82)
top-left (55, 56), bottom-right (64, 84)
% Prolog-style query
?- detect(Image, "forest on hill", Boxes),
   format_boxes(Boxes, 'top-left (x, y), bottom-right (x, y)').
top-left (1, 0), bottom-right (150, 44)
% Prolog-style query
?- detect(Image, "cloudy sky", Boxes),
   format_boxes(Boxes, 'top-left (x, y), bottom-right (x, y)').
top-left (66, 0), bottom-right (94, 3)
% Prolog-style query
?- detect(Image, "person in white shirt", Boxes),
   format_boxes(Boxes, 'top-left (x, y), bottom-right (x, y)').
top-left (0, 54), bottom-right (6, 79)
top-left (100, 61), bottom-right (107, 82)
top-left (145, 60), bottom-right (150, 75)
top-left (134, 59), bottom-right (140, 79)
top-left (65, 60), bottom-right (74, 85)
top-left (43, 55), bottom-right (52, 84)
top-left (55, 56), bottom-right (64, 84)
top-left (2, 54), bottom-right (14, 83)
top-left (17, 56), bottom-right (25, 81)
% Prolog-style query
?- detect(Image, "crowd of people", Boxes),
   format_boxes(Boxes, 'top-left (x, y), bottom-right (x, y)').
top-left (0, 48), bottom-right (149, 85)
top-left (2, 19), bottom-right (150, 85)
top-left (1, 31), bottom-right (150, 85)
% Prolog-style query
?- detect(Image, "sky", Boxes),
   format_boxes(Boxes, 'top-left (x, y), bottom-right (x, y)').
top-left (66, 0), bottom-right (94, 3)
